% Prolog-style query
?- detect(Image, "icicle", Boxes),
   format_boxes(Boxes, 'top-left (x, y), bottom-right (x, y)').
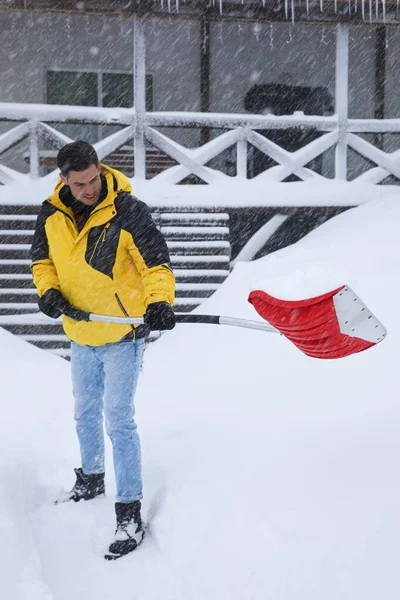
top-left (334, 0), bottom-right (337, 11)
top-left (291, 0), bottom-right (295, 23)
top-left (369, 0), bottom-right (372, 22)
top-left (262, 0), bottom-right (266, 5)
top-left (382, 0), bottom-right (386, 20)
top-left (306, 0), bottom-right (310, 16)
top-left (285, 0), bottom-right (289, 19)
top-left (167, 0), bottom-right (171, 12)
top-left (118, 14), bottom-right (124, 36)
top-left (361, 0), bottom-right (365, 19)
top-left (202, 21), bottom-right (207, 52)
top-left (354, 0), bottom-right (358, 12)
top-left (219, 0), bottom-right (223, 15)
top-left (320, 0), bottom-right (323, 11)
top-left (66, 16), bottom-right (71, 39)
top-left (348, 0), bottom-right (351, 15)
top-left (376, 0), bottom-right (379, 18)
top-left (176, 0), bottom-right (179, 12)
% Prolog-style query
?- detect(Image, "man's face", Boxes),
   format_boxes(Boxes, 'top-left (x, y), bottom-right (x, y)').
top-left (61, 162), bottom-right (102, 206)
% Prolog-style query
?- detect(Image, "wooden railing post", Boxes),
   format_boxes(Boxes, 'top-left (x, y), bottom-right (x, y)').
top-left (29, 119), bottom-right (40, 180)
top-left (236, 130), bottom-right (248, 178)
top-left (335, 23), bottom-right (349, 180)
top-left (133, 14), bottom-right (146, 179)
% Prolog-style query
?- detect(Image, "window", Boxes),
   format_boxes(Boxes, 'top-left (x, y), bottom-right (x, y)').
top-left (102, 73), bottom-right (153, 110)
top-left (46, 70), bottom-right (153, 142)
top-left (47, 71), bottom-right (98, 107)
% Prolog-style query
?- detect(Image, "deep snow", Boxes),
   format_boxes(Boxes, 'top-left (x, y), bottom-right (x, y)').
top-left (1, 192), bottom-right (400, 600)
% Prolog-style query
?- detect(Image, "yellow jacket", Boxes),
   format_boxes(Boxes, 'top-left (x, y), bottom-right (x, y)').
top-left (31, 164), bottom-right (175, 346)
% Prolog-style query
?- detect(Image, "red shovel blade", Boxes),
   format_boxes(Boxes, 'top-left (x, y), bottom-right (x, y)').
top-left (248, 285), bottom-right (387, 359)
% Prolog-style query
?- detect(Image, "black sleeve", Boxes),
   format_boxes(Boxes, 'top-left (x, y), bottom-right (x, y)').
top-left (115, 195), bottom-right (172, 269)
top-left (30, 201), bottom-right (56, 263)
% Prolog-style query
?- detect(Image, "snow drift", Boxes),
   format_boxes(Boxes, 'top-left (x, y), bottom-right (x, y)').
top-left (1, 192), bottom-right (400, 599)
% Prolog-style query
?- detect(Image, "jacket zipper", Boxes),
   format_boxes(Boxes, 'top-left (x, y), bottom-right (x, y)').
top-left (115, 293), bottom-right (136, 341)
top-left (86, 203), bottom-right (113, 222)
top-left (88, 223), bottom-right (111, 265)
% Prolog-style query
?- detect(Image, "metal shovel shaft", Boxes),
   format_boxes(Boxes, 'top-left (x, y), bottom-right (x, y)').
top-left (88, 312), bottom-right (278, 334)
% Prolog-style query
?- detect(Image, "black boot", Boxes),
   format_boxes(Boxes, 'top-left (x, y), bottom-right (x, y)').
top-left (105, 501), bottom-right (145, 560)
top-left (57, 468), bottom-right (105, 503)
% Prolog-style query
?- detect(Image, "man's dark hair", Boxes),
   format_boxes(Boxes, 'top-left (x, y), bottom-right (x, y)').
top-left (57, 141), bottom-right (99, 177)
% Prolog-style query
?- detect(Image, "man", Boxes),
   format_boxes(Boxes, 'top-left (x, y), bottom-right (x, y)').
top-left (30, 140), bottom-right (176, 560)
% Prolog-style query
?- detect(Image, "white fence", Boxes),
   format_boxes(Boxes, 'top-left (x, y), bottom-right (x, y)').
top-left (1, 106), bottom-right (400, 187)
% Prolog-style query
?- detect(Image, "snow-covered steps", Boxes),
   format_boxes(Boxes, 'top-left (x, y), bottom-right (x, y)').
top-left (0, 205), bottom-right (231, 357)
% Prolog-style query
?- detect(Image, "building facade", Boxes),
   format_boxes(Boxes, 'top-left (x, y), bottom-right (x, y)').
top-left (0, 1), bottom-right (399, 185)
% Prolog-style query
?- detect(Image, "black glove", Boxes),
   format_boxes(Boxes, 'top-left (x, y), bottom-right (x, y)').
top-left (144, 302), bottom-right (176, 331)
top-left (38, 289), bottom-right (90, 322)
top-left (38, 289), bottom-right (67, 319)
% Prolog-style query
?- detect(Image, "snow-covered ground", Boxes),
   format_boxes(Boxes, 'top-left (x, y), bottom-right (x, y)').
top-left (1, 191), bottom-right (400, 600)
top-left (0, 174), bottom-right (398, 208)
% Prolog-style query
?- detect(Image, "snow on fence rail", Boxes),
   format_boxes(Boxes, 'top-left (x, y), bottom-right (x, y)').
top-left (0, 109), bottom-right (399, 187)
top-left (0, 107), bottom-right (399, 188)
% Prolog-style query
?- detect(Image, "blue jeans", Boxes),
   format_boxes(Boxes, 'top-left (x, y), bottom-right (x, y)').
top-left (70, 338), bottom-right (145, 503)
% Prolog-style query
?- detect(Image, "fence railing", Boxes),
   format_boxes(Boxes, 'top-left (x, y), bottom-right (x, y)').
top-left (0, 104), bottom-right (400, 186)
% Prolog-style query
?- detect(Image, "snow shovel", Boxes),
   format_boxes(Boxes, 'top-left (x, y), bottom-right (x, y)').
top-left (248, 284), bottom-right (386, 359)
top-left (89, 284), bottom-right (386, 360)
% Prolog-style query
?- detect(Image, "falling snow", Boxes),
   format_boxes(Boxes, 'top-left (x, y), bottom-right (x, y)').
top-left (0, 4), bottom-right (399, 597)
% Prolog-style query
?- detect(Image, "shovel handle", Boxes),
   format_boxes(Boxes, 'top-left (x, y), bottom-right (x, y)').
top-left (88, 312), bottom-right (277, 334)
